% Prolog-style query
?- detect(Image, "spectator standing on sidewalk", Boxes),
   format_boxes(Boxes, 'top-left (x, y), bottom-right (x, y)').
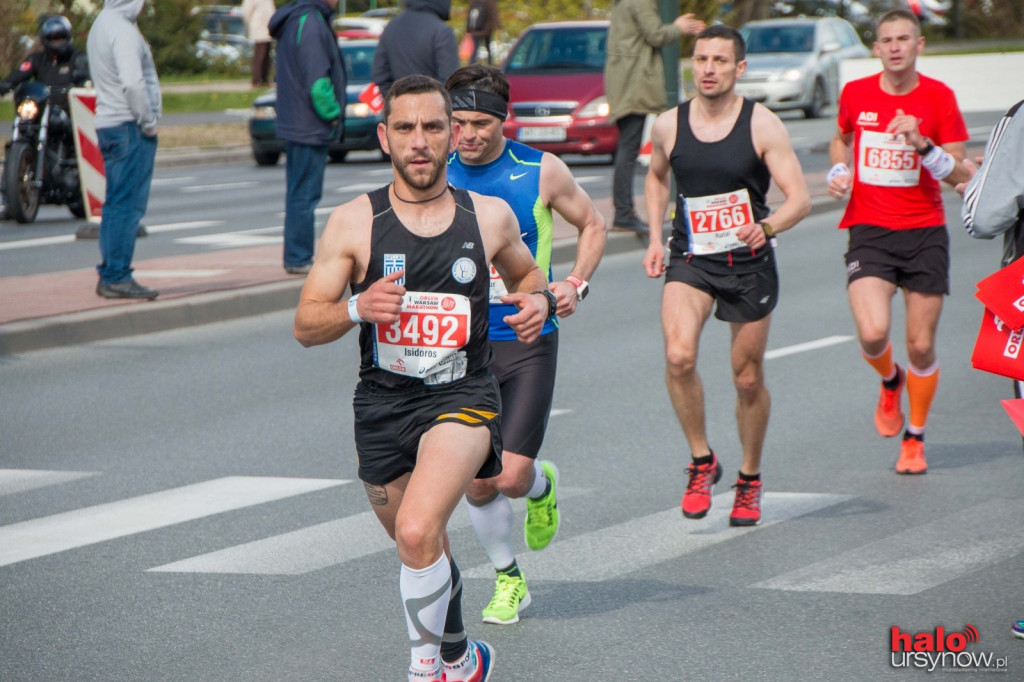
top-left (466, 0), bottom-right (499, 65)
top-left (372, 0), bottom-right (459, 97)
top-left (605, 0), bottom-right (704, 235)
top-left (241, 0), bottom-right (276, 87)
top-left (87, 0), bottom-right (161, 300)
top-left (269, 0), bottom-right (346, 275)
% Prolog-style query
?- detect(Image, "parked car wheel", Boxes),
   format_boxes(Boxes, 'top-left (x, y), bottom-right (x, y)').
top-left (253, 148), bottom-right (280, 166)
top-left (803, 80), bottom-right (827, 119)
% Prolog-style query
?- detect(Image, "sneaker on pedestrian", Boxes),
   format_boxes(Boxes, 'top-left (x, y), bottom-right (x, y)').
top-left (612, 214), bottom-right (649, 235)
top-left (729, 477), bottom-right (763, 527)
top-left (875, 365), bottom-right (905, 438)
top-left (681, 452), bottom-right (722, 519)
top-left (481, 572), bottom-right (531, 625)
top-left (1012, 621), bottom-right (1024, 639)
top-left (443, 640), bottom-right (494, 682)
top-left (285, 264), bottom-right (312, 275)
top-left (407, 662), bottom-right (443, 682)
top-left (895, 437), bottom-right (927, 475)
top-left (524, 460), bottom-right (559, 551)
top-left (95, 278), bottom-right (159, 300)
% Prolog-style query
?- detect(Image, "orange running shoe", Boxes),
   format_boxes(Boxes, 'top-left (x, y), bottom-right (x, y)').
top-left (875, 365), bottom-right (905, 438)
top-left (895, 438), bottom-right (927, 474)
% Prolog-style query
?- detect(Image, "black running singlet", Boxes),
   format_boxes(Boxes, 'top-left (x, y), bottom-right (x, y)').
top-left (669, 98), bottom-right (774, 274)
top-left (352, 185), bottom-right (494, 391)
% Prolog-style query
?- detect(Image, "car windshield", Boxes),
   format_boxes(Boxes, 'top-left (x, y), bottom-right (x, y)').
top-left (341, 44), bottom-right (377, 83)
top-left (203, 14), bottom-right (245, 36)
top-left (505, 27), bottom-right (607, 74)
top-left (740, 25), bottom-right (815, 53)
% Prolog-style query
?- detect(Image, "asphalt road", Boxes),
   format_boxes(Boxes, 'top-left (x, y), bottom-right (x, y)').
top-left (2, 192), bottom-right (1023, 680)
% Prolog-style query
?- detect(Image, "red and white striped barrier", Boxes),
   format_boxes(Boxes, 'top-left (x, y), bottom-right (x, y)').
top-left (637, 113), bottom-right (656, 167)
top-left (68, 88), bottom-right (104, 223)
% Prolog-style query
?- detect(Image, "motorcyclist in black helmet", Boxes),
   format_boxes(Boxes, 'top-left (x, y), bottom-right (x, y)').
top-left (0, 16), bottom-right (91, 111)
top-left (1, 16), bottom-right (90, 220)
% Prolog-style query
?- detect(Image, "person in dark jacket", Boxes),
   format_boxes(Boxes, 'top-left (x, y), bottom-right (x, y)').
top-left (371, 0), bottom-right (458, 97)
top-left (269, 0), bottom-right (346, 274)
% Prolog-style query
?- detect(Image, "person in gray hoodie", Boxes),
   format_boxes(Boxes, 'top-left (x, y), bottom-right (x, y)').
top-left (87, 0), bottom-right (161, 300)
top-left (371, 0), bottom-right (459, 97)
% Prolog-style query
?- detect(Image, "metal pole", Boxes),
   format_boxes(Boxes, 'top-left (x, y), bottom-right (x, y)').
top-left (659, 0), bottom-right (680, 107)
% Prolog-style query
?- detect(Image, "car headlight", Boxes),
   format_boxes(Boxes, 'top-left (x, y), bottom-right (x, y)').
top-left (782, 68), bottom-right (804, 82)
top-left (345, 102), bottom-right (373, 118)
top-left (16, 100), bottom-right (39, 121)
top-left (577, 96), bottom-right (609, 119)
top-left (250, 105), bottom-right (276, 120)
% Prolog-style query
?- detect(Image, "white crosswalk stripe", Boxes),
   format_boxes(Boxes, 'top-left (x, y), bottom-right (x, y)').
top-left (0, 476), bottom-right (349, 568)
top-left (752, 497), bottom-right (1024, 595)
top-left (462, 492), bottom-right (852, 582)
top-left (0, 469), bottom-right (97, 497)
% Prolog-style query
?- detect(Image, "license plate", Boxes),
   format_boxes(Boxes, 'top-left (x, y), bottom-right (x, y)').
top-left (518, 126), bottom-right (566, 142)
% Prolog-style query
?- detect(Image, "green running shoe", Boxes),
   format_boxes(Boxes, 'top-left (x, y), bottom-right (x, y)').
top-left (524, 461), bottom-right (559, 551)
top-left (481, 572), bottom-right (531, 625)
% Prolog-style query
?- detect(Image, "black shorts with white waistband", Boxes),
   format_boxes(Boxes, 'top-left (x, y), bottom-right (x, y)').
top-left (353, 370), bottom-right (503, 486)
top-left (665, 257), bottom-right (779, 323)
top-left (844, 224), bottom-right (949, 295)
top-left (490, 329), bottom-right (558, 458)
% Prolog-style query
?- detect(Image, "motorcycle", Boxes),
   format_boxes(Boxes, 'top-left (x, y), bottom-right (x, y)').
top-left (2, 80), bottom-right (85, 223)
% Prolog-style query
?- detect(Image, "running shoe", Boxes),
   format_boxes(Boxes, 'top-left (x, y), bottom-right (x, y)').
top-left (895, 438), bottom-right (927, 474)
top-left (1012, 621), bottom-right (1024, 639)
top-left (729, 478), bottom-right (763, 527)
top-left (407, 662), bottom-right (443, 681)
top-left (681, 453), bottom-right (722, 519)
top-left (524, 461), bottom-right (559, 550)
top-left (443, 640), bottom-right (495, 682)
top-left (875, 365), bottom-right (905, 438)
top-left (481, 572), bottom-right (532, 625)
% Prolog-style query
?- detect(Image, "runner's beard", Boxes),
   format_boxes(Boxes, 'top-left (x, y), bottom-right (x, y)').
top-left (394, 154), bottom-right (445, 192)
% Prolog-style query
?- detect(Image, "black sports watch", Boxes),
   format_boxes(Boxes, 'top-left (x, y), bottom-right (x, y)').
top-left (533, 289), bottom-right (558, 318)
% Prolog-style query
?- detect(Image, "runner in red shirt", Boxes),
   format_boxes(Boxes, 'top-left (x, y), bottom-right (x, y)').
top-left (827, 9), bottom-right (972, 475)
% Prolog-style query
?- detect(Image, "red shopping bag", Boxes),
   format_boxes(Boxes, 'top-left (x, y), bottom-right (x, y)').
top-left (975, 256), bottom-right (1024, 330)
top-left (358, 82), bottom-right (384, 113)
top-left (971, 307), bottom-right (1024, 381)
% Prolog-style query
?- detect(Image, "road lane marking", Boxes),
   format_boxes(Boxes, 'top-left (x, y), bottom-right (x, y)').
top-left (753, 498), bottom-right (1024, 595)
top-left (151, 176), bottom-right (196, 186)
top-left (180, 182), bottom-right (258, 193)
top-left (144, 220), bottom-right (224, 233)
top-left (133, 270), bottom-right (231, 278)
top-left (331, 182), bottom-right (391, 195)
top-left (0, 476), bottom-right (349, 568)
top-left (148, 486), bottom-right (589, 575)
top-left (765, 335), bottom-right (854, 360)
top-left (463, 492), bottom-right (852, 582)
top-left (0, 235), bottom-right (75, 251)
top-left (0, 469), bottom-right (97, 497)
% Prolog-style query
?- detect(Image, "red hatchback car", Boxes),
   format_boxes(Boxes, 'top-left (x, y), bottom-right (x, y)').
top-left (502, 21), bottom-right (616, 160)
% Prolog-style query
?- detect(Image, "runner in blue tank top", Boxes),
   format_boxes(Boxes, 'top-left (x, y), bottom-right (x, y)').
top-left (445, 65), bottom-right (607, 626)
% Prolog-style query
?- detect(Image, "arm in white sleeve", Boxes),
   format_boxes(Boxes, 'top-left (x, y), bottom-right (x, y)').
top-left (963, 101), bottom-right (1024, 239)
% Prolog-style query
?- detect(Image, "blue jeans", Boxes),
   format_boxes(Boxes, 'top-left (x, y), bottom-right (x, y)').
top-left (96, 123), bottom-right (157, 284)
top-left (284, 141), bottom-right (328, 268)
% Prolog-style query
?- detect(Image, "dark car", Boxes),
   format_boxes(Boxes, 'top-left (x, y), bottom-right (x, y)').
top-left (501, 21), bottom-right (616, 160)
top-left (248, 39), bottom-right (383, 166)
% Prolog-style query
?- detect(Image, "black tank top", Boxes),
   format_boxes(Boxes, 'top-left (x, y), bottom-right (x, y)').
top-left (353, 185), bottom-right (494, 391)
top-left (669, 98), bottom-right (774, 273)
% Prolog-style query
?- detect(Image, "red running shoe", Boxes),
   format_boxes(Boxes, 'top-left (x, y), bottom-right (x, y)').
top-left (895, 438), bottom-right (927, 475)
top-left (729, 478), bottom-right (763, 527)
top-left (681, 453), bottom-right (722, 519)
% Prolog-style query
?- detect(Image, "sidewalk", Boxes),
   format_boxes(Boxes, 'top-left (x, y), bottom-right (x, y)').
top-left (0, 171), bottom-right (835, 355)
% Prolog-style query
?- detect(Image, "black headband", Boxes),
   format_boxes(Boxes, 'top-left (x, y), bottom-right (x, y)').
top-left (448, 88), bottom-right (509, 121)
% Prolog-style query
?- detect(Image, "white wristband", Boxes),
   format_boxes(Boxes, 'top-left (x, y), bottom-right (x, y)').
top-left (921, 145), bottom-right (955, 180)
top-left (347, 294), bottom-right (363, 324)
top-left (826, 163), bottom-right (851, 183)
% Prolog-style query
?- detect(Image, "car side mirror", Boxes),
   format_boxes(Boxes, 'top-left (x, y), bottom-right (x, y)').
top-left (821, 41), bottom-right (841, 55)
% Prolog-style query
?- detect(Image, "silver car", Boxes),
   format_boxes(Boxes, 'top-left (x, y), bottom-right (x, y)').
top-left (736, 17), bottom-right (870, 118)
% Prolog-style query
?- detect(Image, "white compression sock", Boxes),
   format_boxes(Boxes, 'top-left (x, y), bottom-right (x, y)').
top-left (526, 460), bottom-right (548, 499)
top-left (401, 554), bottom-right (451, 676)
top-left (465, 495), bottom-right (516, 570)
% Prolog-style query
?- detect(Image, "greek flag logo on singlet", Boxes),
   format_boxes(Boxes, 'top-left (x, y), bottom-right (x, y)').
top-left (384, 254), bottom-right (405, 286)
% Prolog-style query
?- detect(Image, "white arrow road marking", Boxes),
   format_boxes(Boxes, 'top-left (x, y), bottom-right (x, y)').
top-left (149, 486), bottom-right (589, 575)
top-left (0, 476), bottom-right (349, 568)
top-left (463, 492), bottom-right (852, 582)
top-left (753, 497), bottom-right (1024, 595)
top-left (0, 469), bottom-right (97, 497)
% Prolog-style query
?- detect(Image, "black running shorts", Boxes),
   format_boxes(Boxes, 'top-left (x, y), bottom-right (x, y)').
top-left (490, 330), bottom-right (558, 458)
top-left (665, 258), bottom-right (779, 322)
top-left (844, 224), bottom-right (950, 295)
top-left (353, 371), bottom-right (503, 486)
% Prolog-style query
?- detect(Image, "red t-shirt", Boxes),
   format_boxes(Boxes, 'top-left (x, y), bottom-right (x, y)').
top-left (836, 73), bottom-right (967, 230)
